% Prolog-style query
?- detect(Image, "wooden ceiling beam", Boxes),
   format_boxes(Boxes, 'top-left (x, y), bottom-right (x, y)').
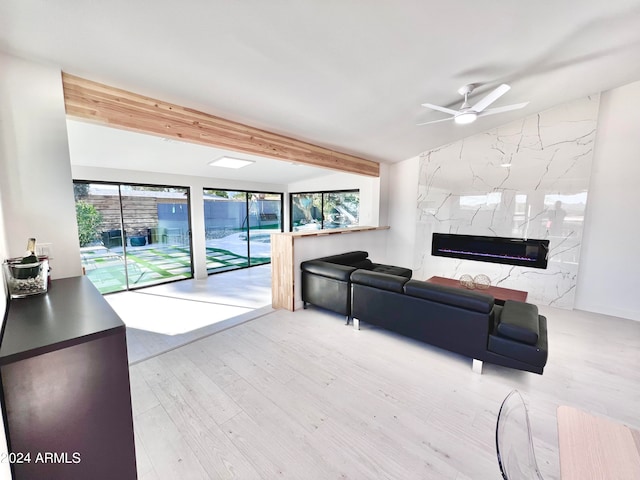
top-left (62, 73), bottom-right (380, 177)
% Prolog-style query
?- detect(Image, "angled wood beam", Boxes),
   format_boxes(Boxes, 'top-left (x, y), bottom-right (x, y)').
top-left (62, 73), bottom-right (379, 177)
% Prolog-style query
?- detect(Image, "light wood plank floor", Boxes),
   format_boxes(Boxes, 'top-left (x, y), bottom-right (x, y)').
top-left (107, 265), bottom-right (273, 364)
top-left (130, 305), bottom-right (640, 479)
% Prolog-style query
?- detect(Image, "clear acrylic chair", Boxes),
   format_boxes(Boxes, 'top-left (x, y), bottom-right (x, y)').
top-left (495, 389), bottom-right (545, 480)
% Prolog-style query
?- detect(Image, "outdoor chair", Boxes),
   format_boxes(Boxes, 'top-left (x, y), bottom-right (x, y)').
top-left (101, 229), bottom-right (123, 248)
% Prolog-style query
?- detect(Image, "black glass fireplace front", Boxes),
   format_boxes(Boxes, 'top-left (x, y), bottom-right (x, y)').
top-left (432, 233), bottom-right (550, 269)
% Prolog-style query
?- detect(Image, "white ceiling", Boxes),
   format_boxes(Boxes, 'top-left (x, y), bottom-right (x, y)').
top-left (66, 120), bottom-right (332, 184)
top-left (3, 1), bottom-right (640, 172)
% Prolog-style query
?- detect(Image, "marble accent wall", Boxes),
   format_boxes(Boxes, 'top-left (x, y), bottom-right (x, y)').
top-left (415, 95), bottom-right (600, 308)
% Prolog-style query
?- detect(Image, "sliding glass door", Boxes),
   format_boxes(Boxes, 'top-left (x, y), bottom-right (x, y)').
top-left (74, 181), bottom-right (193, 294)
top-left (248, 192), bottom-right (282, 266)
top-left (203, 190), bottom-right (248, 273)
top-left (120, 185), bottom-right (192, 289)
top-left (75, 183), bottom-right (127, 293)
top-left (204, 189), bottom-right (282, 274)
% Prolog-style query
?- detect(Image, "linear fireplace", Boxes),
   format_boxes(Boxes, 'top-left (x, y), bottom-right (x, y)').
top-left (432, 233), bottom-right (550, 269)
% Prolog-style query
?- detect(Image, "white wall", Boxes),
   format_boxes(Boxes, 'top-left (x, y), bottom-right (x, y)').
top-left (72, 165), bottom-right (287, 279)
top-left (377, 163), bottom-right (390, 227)
top-left (292, 228), bottom-right (389, 310)
top-left (386, 156), bottom-right (419, 271)
top-left (575, 81), bottom-right (640, 321)
top-left (287, 171), bottom-right (382, 228)
top-left (0, 50), bottom-right (84, 480)
top-left (0, 195), bottom-right (7, 321)
top-left (411, 96), bottom-right (600, 308)
top-left (0, 51), bottom-right (82, 279)
top-left (0, 193), bottom-right (8, 480)
top-left (384, 83), bottom-right (640, 320)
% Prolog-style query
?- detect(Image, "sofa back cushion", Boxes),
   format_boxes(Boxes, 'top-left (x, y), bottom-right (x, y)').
top-left (496, 300), bottom-right (540, 345)
top-left (404, 280), bottom-right (494, 313)
top-left (350, 269), bottom-right (410, 293)
top-left (370, 264), bottom-right (413, 278)
top-left (319, 251), bottom-right (369, 266)
top-left (350, 259), bottom-right (375, 270)
top-left (300, 260), bottom-right (356, 282)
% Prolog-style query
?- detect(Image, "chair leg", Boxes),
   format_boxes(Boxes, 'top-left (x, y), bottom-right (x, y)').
top-left (345, 316), bottom-right (350, 325)
top-left (303, 301), bottom-right (307, 309)
top-left (472, 359), bottom-right (483, 374)
top-left (353, 318), bottom-right (360, 330)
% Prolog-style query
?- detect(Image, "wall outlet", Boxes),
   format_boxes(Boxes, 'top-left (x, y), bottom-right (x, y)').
top-left (36, 243), bottom-right (53, 259)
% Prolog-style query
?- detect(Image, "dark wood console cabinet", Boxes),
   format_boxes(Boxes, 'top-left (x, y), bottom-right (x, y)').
top-left (0, 276), bottom-right (137, 479)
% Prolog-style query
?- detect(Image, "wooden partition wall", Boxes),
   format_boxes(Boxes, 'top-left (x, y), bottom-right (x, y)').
top-left (62, 73), bottom-right (379, 177)
top-left (271, 226), bottom-right (390, 311)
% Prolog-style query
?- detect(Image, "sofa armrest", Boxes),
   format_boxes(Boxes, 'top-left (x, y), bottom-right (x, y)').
top-left (350, 269), bottom-right (410, 293)
top-left (300, 260), bottom-right (356, 282)
top-left (488, 315), bottom-right (548, 368)
top-left (496, 300), bottom-right (540, 345)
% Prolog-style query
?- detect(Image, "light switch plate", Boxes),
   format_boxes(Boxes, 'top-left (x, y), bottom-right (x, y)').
top-left (36, 243), bottom-right (53, 259)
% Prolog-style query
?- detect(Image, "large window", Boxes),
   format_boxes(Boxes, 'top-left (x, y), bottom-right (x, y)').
top-left (74, 181), bottom-right (193, 294)
top-left (204, 189), bottom-right (283, 274)
top-left (290, 190), bottom-right (359, 231)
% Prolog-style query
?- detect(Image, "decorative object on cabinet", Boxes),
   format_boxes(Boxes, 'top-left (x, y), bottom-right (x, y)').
top-left (474, 274), bottom-right (491, 289)
top-left (2, 256), bottom-right (49, 298)
top-left (459, 274), bottom-right (475, 289)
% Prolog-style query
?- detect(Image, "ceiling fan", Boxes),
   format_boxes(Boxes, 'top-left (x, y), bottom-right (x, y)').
top-left (418, 83), bottom-right (529, 126)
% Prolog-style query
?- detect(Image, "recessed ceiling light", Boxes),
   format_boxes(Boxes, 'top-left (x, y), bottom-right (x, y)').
top-left (500, 163), bottom-right (512, 168)
top-left (208, 157), bottom-right (255, 169)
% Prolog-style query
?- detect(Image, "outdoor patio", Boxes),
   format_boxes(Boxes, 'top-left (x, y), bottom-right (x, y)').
top-left (80, 231), bottom-right (274, 294)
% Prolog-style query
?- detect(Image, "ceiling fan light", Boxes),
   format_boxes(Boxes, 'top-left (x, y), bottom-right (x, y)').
top-left (454, 111), bottom-right (477, 125)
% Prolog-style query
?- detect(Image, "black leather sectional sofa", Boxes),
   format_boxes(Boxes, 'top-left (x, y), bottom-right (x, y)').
top-left (301, 251), bottom-right (548, 374)
top-left (301, 251), bottom-right (413, 322)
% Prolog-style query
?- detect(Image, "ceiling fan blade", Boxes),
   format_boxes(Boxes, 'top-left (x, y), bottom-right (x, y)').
top-left (416, 117), bottom-right (454, 126)
top-left (471, 84), bottom-right (511, 112)
top-left (421, 103), bottom-right (459, 115)
top-left (477, 101), bottom-right (530, 117)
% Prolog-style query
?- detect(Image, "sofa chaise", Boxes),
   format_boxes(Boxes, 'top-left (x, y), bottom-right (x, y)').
top-left (350, 269), bottom-right (548, 374)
